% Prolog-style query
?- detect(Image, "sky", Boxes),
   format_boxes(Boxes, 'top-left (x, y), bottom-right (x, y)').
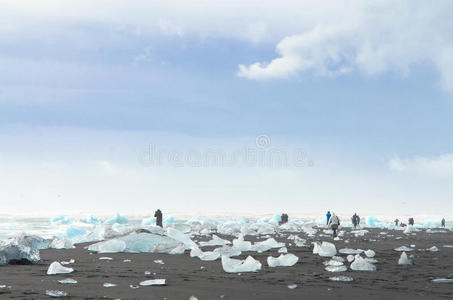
top-left (1, 0), bottom-right (453, 216)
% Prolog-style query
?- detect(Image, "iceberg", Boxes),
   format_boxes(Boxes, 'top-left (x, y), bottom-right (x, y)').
top-left (350, 255), bottom-right (376, 271)
top-left (398, 252), bottom-right (412, 265)
top-left (221, 255), bottom-right (262, 273)
top-left (0, 240), bottom-right (40, 265)
top-left (325, 265), bottom-right (347, 272)
top-left (104, 213), bottom-right (128, 225)
top-left (47, 262), bottom-right (74, 275)
top-left (50, 216), bottom-right (71, 225)
top-left (267, 254), bottom-right (298, 267)
top-left (199, 235), bottom-right (231, 247)
top-left (318, 242), bottom-right (337, 257)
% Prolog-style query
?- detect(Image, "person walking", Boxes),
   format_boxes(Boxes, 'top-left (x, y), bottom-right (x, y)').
top-left (326, 211), bottom-right (331, 225)
top-left (154, 209), bottom-right (163, 227)
top-left (395, 218), bottom-right (399, 226)
top-left (328, 213), bottom-right (340, 237)
top-left (351, 214), bottom-right (357, 229)
top-left (441, 218), bottom-right (446, 228)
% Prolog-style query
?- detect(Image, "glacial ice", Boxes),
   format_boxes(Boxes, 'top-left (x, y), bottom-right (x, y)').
top-left (364, 249), bottom-right (376, 258)
top-left (252, 238), bottom-right (285, 253)
top-left (351, 230), bottom-right (369, 237)
top-left (45, 290), bottom-right (68, 297)
top-left (423, 221), bottom-right (441, 228)
top-left (365, 216), bottom-right (384, 227)
top-left (199, 235), bottom-right (231, 247)
top-left (50, 216), bottom-right (71, 225)
top-left (103, 283), bottom-right (117, 287)
top-left (81, 215), bottom-right (103, 224)
top-left (339, 248), bottom-right (364, 255)
top-left (325, 265), bottom-right (347, 272)
top-left (104, 213), bottom-right (128, 225)
top-left (267, 254), bottom-right (298, 267)
top-left (51, 238), bottom-right (74, 250)
top-left (140, 279), bottom-right (166, 286)
top-left (432, 278), bottom-right (453, 283)
top-left (66, 227), bottom-right (87, 239)
top-left (404, 225), bottom-right (417, 234)
top-left (329, 276), bottom-right (353, 282)
top-left (213, 245), bottom-right (241, 258)
top-left (0, 239), bottom-right (41, 265)
top-left (278, 247), bottom-right (288, 254)
top-left (141, 217), bottom-right (156, 226)
top-left (232, 235), bottom-right (252, 252)
top-left (318, 242), bottom-right (337, 257)
top-left (221, 255), bottom-right (262, 273)
top-left (88, 239), bottom-right (127, 253)
top-left (427, 246), bottom-right (439, 252)
top-left (190, 246), bottom-right (221, 261)
top-left (47, 262), bottom-right (74, 275)
top-left (58, 278), bottom-right (77, 284)
top-left (166, 228), bottom-right (197, 250)
top-left (347, 255), bottom-right (355, 262)
top-left (398, 252), bottom-right (412, 265)
top-left (324, 259), bottom-right (344, 266)
top-left (350, 255), bottom-right (376, 271)
top-left (394, 246), bottom-right (413, 252)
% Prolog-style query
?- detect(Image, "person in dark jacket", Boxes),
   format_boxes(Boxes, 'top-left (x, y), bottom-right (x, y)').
top-left (408, 217), bottom-right (414, 226)
top-left (326, 211), bottom-right (331, 225)
top-left (441, 218), bottom-right (446, 228)
top-left (154, 209), bottom-right (163, 227)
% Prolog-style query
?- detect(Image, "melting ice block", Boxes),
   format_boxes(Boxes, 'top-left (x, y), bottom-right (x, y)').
top-left (104, 213), bottom-right (128, 224)
top-left (166, 228), bottom-right (197, 250)
top-left (232, 235), bottom-right (252, 252)
top-left (278, 247), bottom-right (288, 254)
top-left (88, 239), bottom-right (127, 253)
top-left (45, 290), bottom-right (68, 297)
top-left (252, 238), bottom-right (285, 253)
top-left (221, 255), bottom-right (262, 273)
top-left (140, 279), bottom-right (166, 286)
top-left (350, 255), bottom-right (376, 271)
top-left (398, 252), bottom-right (412, 265)
top-left (47, 262), bottom-right (74, 275)
top-left (318, 242), bottom-right (337, 257)
top-left (190, 247), bottom-right (221, 261)
top-left (199, 235), bottom-right (231, 247)
top-left (325, 265), bottom-right (347, 272)
top-left (394, 246), bottom-right (413, 252)
top-left (329, 276), bottom-right (353, 282)
top-left (339, 248), bottom-right (364, 255)
top-left (58, 278), bottom-right (77, 284)
top-left (267, 254), bottom-right (299, 267)
top-left (364, 250), bottom-right (376, 258)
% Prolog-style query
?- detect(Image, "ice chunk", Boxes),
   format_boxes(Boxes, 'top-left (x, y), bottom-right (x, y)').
top-left (252, 238), bottom-right (285, 253)
top-left (50, 216), bottom-right (71, 225)
top-left (154, 259), bottom-right (165, 264)
top-left (339, 248), bottom-right (363, 255)
top-left (325, 265), bottom-right (347, 272)
top-left (312, 242), bottom-right (320, 254)
top-left (365, 216), bottom-right (383, 227)
top-left (139, 279), bottom-right (166, 286)
top-left (364, 249), bottom-right (376, 258)
top-left (190, 247), bottom-right (221, 261)
top-left (287, 284), bottom-right (297, 289)
top-left (329, 276), bottom-right (353, 282)
top-left (47, 262), bottom-right (74, 275)
top-left (81, 215), bottom-right (103, 224)
top-left (267, 254), bottom-right (298, 267)
top-left (332, 256), bottom-right (345, 263)
top-left (199, 235), bottom-right (231, 247)
top-left (324, 259), bottom-right (344, 266)
top-left (213, 245), bottom-right (241, 258)
top-left (51, 238), bottom-right (74, 250)
top-left (398, 252), bottom-right (412, 265)
top-left (351, 230), bottom-right (369, 237)
top-left (58, 278), bottom-right (77, 284)
top-left (0, 241), bottom-right (40, 265)
top-left (394, 246), bottom-right (413, 252)
top-left (302, 222), bottom-right (317, 236)
top-left (103, 283), bottom-right (117, 287)
top-left (432, 278), bottom-right (453, 283)
top-left (166, 228), bottom-right (197, 250)
top-left (347, 255), bottom-right (355, 262)
top-left (232, 235), bottom-right (252, 252)
top-left (88, 239), bottom-right (126, 253)
top-left (99, 256), bottom-right (113, 260)
top-left (318, 242), bottom-right (337, 257)
top-left (45, 290), bottom-right (68, 297)
top-left (141, 216), bottom-right (156, 226)
top-left (278, 247), bottom-right (288, 254)
top-left (350, 255), bottom-right (376, 271)
top-left (427, 246), bottom-right (439, 252)
top-left (66, 227), bottom-right (87, 239)
top-left (61, 259), bottom-right (75, 265)
top-left (104, 213), bottom-right (128, 224)
top-left (221, 255), bottom-right (262, 273)
top-left (403, 225), bottom-right (416, 234)
top-left (423, 221), bottom-right (441, 228)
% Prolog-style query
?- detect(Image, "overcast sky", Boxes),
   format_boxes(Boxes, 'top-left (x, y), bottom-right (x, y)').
top-left (1, 0), bottom-right (453, 216)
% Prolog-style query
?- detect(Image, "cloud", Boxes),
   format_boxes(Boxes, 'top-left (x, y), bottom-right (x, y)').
top-left (389, 153), bottom-right (453, 177)
top-left (237, 1), bottom-right (453, 90)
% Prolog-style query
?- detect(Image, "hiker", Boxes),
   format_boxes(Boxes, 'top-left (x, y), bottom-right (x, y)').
top-left (351, 214), bottom-right (358, 229)
top-left (408, 217), bottom-right (414, 226)
top-left (357, 214), bottom-right (361, 226)
top-left (154, 209), bottom-right (163, 227)
top-left (328, 213), bottom-right (340, 237)
top-left (441, 218), bottom-right (446, 228)
top-left (395, 218), bottom-right (399, 226)
top-left (326, 211), bottom-right (331, 225)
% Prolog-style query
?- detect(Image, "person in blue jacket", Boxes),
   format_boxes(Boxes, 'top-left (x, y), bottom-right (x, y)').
top-left (326, 211), bottom-right (331, 225)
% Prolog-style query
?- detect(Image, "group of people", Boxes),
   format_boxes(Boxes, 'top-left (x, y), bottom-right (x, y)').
top-left (279, 213), bottom-right (289, 225)
top-left (394, 217), bottom-right (446, 228)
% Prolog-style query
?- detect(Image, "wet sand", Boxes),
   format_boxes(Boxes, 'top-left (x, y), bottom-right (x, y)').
top-left (1, 228), bottom-right (453, 299)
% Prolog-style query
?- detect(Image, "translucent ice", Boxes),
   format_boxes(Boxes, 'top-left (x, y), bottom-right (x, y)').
top-left (267, 254), bottom-right (298, 267)
top-left (329, 276), bottom-right (353, 282)
top-left (318, 242), bottom-right (337, 257)
top-left (232, 235), bottom-right (252, 252)
top-left (199, 235), bottom-right (231, 247)
top-left (166, 228), bottom-right (197, 250)
top-left (139, 279), bottom-right (166, 286)
top-left (278, 247), bottom-right (288, 254)
top-left (339, 248), bottom-right (364, 255)
top-left (398, 252), bottom-right (412, 265)
top-left (221, 255), bottom-right (262, 273)
top-left (88, 239), bottom-right (127, 253)
top-left (364, 249), bottom-right (376, 258)
top-left (58, 278), bottom-right (77, 284)
top-left (325, 265), bottom-right (347, 272)
top-left (50, 216), bottom-right (71, 225)
top-left (252, 238), bottom-right (285, 253)
top-left (350, 255), bottom-right (376, 271)
top-left (432, 278), bottom-right (453, 283)
top-left (104, 213), bottom-right (128, 225)
top-left (347, 255), bottom-right (355, 262)
top-left (66, 227), bottom-right (87, 239)
top-left (190, 246), bottom-right (221, 261)
top-left (213, 245), bottom-right (241, 258)
top-left (47, 262), bottom-right (74, 275)
top-left (51, 238), bottom-right (74, 250)
top-left (81, 215), bottom-right (103, 224)
top-left (324, 259), bottom-right (344, 266)
top-left (394, 246), bottom-right (413, 252)
top-left (427, 246), bottom-right (439, 252)
top-left (0, 241), bottom-right (40, 265)
top-left (45, 290), bottom-right (68, 297)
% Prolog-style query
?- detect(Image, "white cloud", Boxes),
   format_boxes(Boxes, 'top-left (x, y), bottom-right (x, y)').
top-left (389, 154), bottom-right (453, 177)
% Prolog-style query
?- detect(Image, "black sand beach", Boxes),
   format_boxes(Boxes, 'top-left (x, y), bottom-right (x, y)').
top-left (1, 228), bottom-right (453, 299)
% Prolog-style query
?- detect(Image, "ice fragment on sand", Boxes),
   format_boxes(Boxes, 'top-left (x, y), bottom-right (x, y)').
top-left (45, 290), bottom-right (68, 297)
top-left (166, 228), bottom-right (197, 250)
top-left (221, 255), bottom-right (262, 273)
top-left (329, 276), bottom-right (353, 282)
top-left (339, 248), bottom-right (363, 255)
top-left (47, 262), bottom-right (74, 275)
top-left (189, 296), bottom-right (199, 300)
top-left (213, 245), bottom-right (241, 258)
top-left (103, 283), bottom-right (117, 287)
top-left (190, 247), bottom-right (221, 261)
top-left (103, 213), bottom-right (128, 224)
top-left (88, 239), bottom-right (127, 253)
top-left (58, 278), bottom-right (77, 284)
top-left (324, 259), bottom-right (344, 266)
top-left (278, 247), bottom-right (288, 254)
top-left (394, 246), bottom-right (413, 252)
top-left (50, 238), bottom-right (75, 250)
top-left (427, 246), bottom-right (439, 252)
top-left (99, 257), bottom-right (113, 260)
top-left (267, 254), bottom-right (298, 267)
top-left (398, 252), bottom-right (412, 265)
top-left (364, 250), bottom-right (375, 258)
top-left (252, 238), bottom-right (285, 253)
top-left (154, 259), bottom-right (165, 264)
top-left (60, 259), bottom-right (75, 265)
top-left (318, 242), bottom-right (337, 257)
top-left (139, 279), bottom-right (166, 286)
top-left (199, 235), bottom-right (231, 247)
top-left (287, 284), bottom-right (297, 289)
top-left (347, 255), bottom-right (355, 262)
top-left (432, 278), bottom-right (453, 283)
top-left (325, 265), bottom-right (347, 272)
top-left (232, 235), bottom-right (252, 252)
top-left (350, 255), bottom-right (376, 271)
